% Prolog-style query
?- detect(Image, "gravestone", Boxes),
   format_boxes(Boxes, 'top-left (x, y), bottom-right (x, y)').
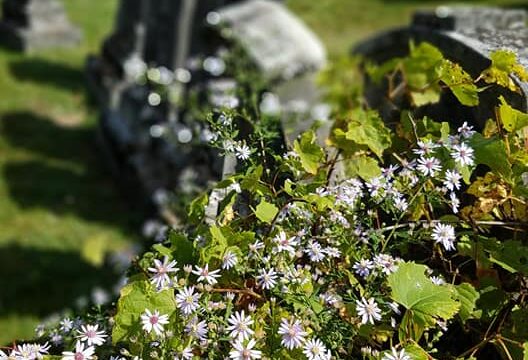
top-left (87, 0), bottom-right (328, 220)
top-left (353, 6), bottom-right (528, 130)
top-left (0, 0), bottom-right (82, 52)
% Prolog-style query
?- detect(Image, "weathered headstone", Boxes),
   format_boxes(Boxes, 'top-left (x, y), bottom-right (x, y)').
top-left (87, 0), bottom-right (327, 219)
top-left (0, 0), bottom-right (82, 52)
top-left (354, 6), bottom-right (528, 129)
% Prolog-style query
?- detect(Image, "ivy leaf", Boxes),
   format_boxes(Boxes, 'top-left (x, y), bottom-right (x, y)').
top-left (388, 262), bottom-right (459, 341)
top-left (524, 343), bottom-right (528, 360)
top-left (293, 130), bottom-right (324, 175)
top-left (470, 133), bottom-right (512, 179)
top-left (254, 199), bottom-right (279, 224)
top-left (498, 96), bottom-right (528, 133)
top-left (112, 277), bottom-right (176, 344)
top-left (345, 108), bottom-right (392, 159)
top-left (454, 283), bottom-right (480, 322)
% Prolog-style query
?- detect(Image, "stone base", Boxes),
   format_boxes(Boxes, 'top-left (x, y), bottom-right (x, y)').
top-left (0, 21), bottom-right (82, 52)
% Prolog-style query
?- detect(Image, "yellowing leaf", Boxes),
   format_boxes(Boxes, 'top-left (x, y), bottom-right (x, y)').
top-left (254, 199), bottom-right (279, 224)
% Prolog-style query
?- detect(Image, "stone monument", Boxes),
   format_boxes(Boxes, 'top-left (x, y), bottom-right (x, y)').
top-left (0, 0), bottom-right (82, 52)
top-left (354, 6), bottom-right (528, 130)
top-left (87, 0), bottom-right (328, 220)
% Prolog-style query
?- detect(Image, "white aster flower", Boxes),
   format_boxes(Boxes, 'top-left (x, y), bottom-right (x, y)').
top-left (61, 341), bottom-right (95, 360)
top-left (76, 324), bottom-right (107, 346)
top-left (449, 192), bottom-right (460, 214)
top-left (249, 240), bottom-right (265, 253)
top-left (192, 264), bottom-right (221, 285)
top-left (273, 231), bottom-right (298, 255)
top-left (226, 310), bottom-right (254, 341)
top-left (303, 338), bottom-right (331, 360)
top-left (176, 286), bottom-right (201, 316)
top-left (365, 176), bottom-right (385, 197)
top-left (277, 317), bottom-right (307, 350)
top-left (413, 139), bottom-right (440, 156)
top-left (417, 156), bottom-right (442, 177)
top-left (222, 251), bottom-right (238, 270)
top-left (374, 254), bottom-right (399, 275)
top-left (256, 268), bottom-right (278, 289)
top-left (393, 195), bottom-right (408, 212)
top-left (174, 346), bottom-right (193, 360)
top-left (353, 258), bottom-right (374, 278)
top-left (60, 318), bottom-right (74, 333)
top-left (432, 223), bottom-right (456, 251)
top-left (229, 338), bottom-right (262, 360)
top-left (457, 121), bottom-right (475, 139)
top-left (324, 246), bottom-right (341, 258)
top-left (356, 297), bottom-right (382, 325)
top-left (443, 170), bottom-right (462, 191)
top-left (235, 144), bottom-right (252, 161)
top-left (148, 256), bottom-right (179, 289)
top-left (305, 241), bottom-right (325, 262)
top-left (140, 309), bottom-right (170, 336)
top-left (382, 347), bottom-right (411, 360)
top-left (451, 143), bottom-right (474, 166)
top-left (185, 317), bottom-right (208, 340)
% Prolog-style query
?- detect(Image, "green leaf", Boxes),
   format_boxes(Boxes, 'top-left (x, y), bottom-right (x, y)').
top-left (112, 277), bottom-right (176, 344)
top-left (188, 192), bottom-right (208, 223)
top-left (498, 96), bottom-right (528, 133)
top-left (388, 262), bottom-right (460, 341)
top-left (293, 130), bottom-right (324, 175)
top-left (404, 343), bottom-right (431, 360)
top-left (404, 42), bottom-right (444, 106)
top-left (343, 154), bottom-right (381, 180)
top-left (470, 133), bottom-right (512, 179)
top-left (169, 232), bottom-right (196, 265)
top-left (454, 283), bottom-right (480, 322)
top-left (440, 62), bottom-right (479, 106)
top-left (523, 342), bottom-right (528, 360)
top-left (344, 108), bottom-right (392, 159)
top-left (254, 199), bottom-right (279, 224)
top-left (481, 50), bottom-right (528, 92)
top-left (489, 240), bottom-right (528, 274)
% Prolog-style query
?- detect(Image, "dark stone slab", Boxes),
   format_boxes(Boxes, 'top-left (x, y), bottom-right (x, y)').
top-left (353, 6), bottom-right (528, 130)
top-left (87, 0), bottom-right (327, 217)
top-left (0, 0), bottom-right (82, 52)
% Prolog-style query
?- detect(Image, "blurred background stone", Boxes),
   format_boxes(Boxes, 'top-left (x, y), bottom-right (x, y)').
top-left (0, 0), bottom-right (82, 52)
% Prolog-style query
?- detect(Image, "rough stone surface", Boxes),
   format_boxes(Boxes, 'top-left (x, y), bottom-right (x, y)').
top-left (0, 0), bottom-right (82, 52)
top-left (217, 0), bottom-right (326, 81)
top-left (353, 6), bottom-right (528, 129)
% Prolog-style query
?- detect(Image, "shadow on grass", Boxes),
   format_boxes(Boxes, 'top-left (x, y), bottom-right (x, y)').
top-left (1, 111), bottom-right (141, 230)
top-left (0, 243), bottom-right (120, 317)
top-left (8, 58), bottom-right (85, 92)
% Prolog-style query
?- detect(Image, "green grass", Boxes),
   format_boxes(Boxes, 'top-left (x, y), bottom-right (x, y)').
top-left (0, 0), bottom-right (526, 344)
top-left (0, 0), bottom-right (142, 343)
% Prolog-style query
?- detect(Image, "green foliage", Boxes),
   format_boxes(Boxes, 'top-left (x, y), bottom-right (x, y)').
top-left (498, 96), bottom-right (528, 133)
top-left (481, 50), bottom-right (528, 92)
top-left (388, 262), bottom-right (459, 341)
top-left (112, 276), bottom-right (176, 345)
top-left (454, 283), bottom-right (480, 322)
top-left (293, 130), bottom-right (325, 175)
top-left (254, 199), bottom-right (279, 224)
top-left (334, 108), bottom-right (392, 159)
